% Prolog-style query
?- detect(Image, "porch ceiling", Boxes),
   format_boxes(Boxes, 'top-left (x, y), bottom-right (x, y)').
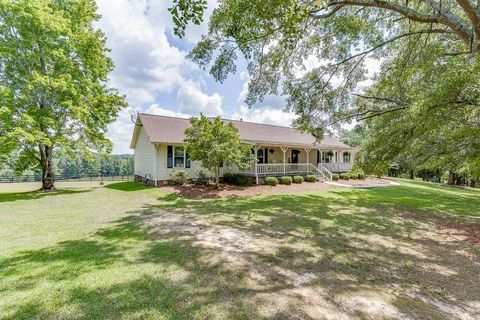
top-left (249, 141), bottom-right (354, 150)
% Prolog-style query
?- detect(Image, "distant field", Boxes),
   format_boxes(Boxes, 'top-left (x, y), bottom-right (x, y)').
top-left (0, 180), bottom-right (479, 319)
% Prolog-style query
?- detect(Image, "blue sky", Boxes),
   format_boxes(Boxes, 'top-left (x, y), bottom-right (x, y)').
top-left (97, 0), bottom-right (297, 154)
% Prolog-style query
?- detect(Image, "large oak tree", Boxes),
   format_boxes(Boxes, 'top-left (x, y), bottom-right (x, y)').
top-left (0, 0), bottom-right (126, 190)
top-left (171, 0), bottom-right (480, 176)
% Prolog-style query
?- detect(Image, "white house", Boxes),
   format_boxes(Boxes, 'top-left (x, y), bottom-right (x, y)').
top-left (130, 113), bottom-right (355, 184)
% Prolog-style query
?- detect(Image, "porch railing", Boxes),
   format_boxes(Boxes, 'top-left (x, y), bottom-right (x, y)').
top-left (320, 162), bottom-right (352, 173)
top-left (257, 163), bottom-right (312, 175)
top-left (317, 164), bottom-right (333, 181)
top-left (239, 163), bottom-right (332, 181)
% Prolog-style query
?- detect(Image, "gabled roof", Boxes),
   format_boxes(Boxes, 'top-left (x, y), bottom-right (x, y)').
top-left (130, 113), bottom-right (353, 150)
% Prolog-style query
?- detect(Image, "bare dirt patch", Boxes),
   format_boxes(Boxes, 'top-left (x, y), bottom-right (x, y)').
top-left (334, 177), bottom-right (393, 186)
top-left (440, 222), bottom-right (480, 244)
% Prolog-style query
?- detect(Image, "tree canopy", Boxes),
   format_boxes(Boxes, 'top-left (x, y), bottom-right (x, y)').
top-left (184, 115), bottom-right (254, 185)
top-left (173, 0), bottom-right (479, 181)
top-left (0, 0), bottom-right (126, 190)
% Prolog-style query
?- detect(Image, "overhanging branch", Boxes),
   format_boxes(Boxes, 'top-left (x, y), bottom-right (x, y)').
top-left (311, 0), bottom-right (472, 43)
top-left (333, 28), bottom-right (454, 65)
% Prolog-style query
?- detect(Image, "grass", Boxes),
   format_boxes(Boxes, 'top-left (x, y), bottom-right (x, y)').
top-left (0, 180), bottom-right (479, 319)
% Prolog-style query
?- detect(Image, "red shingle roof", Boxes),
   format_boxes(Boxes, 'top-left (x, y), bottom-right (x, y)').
top-left (131, 113), bottom-right (352, 149)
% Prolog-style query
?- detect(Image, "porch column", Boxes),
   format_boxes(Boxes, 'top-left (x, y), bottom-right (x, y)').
top-left (254, 145), bottom-right (259, 184)
top-left (280, 146), bottom-right (288, 174)
top-left (152, 143), bottom-right (158, 185)
top-left (304, 147), bottom-right (311, 165)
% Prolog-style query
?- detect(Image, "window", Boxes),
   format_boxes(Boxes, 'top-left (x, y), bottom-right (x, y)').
top-left (185, 151), bottom-right (191, 168)
top-left (343, 152), bottom-right (351, 163)
top-left (167, 146), bottom-right (173, 168)
top-left (174, 146), bottom-right (185, 167)
top-left (167, 146), bottom-right (190, 168)
top-left (322, 151), bottom-right (333, 163)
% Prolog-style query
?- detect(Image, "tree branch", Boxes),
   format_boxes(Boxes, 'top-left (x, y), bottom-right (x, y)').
top-left (353, 93), bottom-right (408, 106)
top-left (333, 28), bottom-right (454, 66)
top-left (455, 0), bottom-right (480, 41)
top-left (312, 0), bottom-right (472, 43)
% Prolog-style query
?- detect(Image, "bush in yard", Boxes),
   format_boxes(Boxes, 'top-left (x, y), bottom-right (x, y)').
top-left (279, 176), bottom-right (292, 185)
top-left (195, 169), bottom-right (212, 185)
top-left (305, 175), bottom-right (316, 182)
top-left (332, 174), bottom-right (339, 181)
top-left (293, 176), bottom-right (303, 184)
top-left (171, 170), bottom-right (187, 185)
top-left (339, 173), bottom-right (350, 180)
top-left (234, 174), bottom-right (252, 186)
top-left (355, 168), bottom-right (366, 179)
top-left (350, 173), bottom-right (358, 180)
top-left (222, 172), bottom-right (233, 183)
top-left (224, 173), bottom-right (252, 186)
top-left (264, 176), bottom-right (278, 186)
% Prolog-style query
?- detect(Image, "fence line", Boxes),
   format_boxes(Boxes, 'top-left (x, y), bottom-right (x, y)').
top-left (0, 174), bottom-right (134, 183)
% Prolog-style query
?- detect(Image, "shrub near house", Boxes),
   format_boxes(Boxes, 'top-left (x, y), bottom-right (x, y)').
top-left (279, 176), bottom-right (292, 185)
top-left (265, 176), bottom-right (279, 186)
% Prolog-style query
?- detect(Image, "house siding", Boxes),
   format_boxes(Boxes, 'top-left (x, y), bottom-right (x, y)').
top-left (134, 126), bottom-right (153, 179)
top-left (156, 143), bottom-right (229, 181)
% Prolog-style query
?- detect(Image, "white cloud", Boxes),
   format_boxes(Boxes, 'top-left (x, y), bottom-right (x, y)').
top-left (231, 105), bottom-right (297, 127)
top-left (97, 0), bottom-right (190, 106)
top-left (108, 109), bottom-right (136, 154)
top-left (98, 0), bottom-right (225, 152)
top-left (237, 71), bottom-right (249, 102)
top-left (177, 81), bottom-right (223, 115)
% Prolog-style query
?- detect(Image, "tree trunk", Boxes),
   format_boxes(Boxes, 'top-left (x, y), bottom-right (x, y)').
top-left (447, 170), bottom-right (456, 185)
top-left (409, 170), bottom-right (414, 180)
top-left (40, 145), bottom-right (55, 191)
top-left (470, 179), bottom-right (476, 188)
top-left (215, 166), bottom-right (220, 186)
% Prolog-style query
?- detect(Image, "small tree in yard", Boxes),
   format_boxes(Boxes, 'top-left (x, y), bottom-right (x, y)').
top-left (0, 0), bottom-right (126, 190)
top-left (184, 115), bottom-right (254, 185)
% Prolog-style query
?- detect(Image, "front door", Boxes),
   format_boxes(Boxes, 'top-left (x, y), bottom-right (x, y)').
top-left (291, 150), bottom-right (300, 163)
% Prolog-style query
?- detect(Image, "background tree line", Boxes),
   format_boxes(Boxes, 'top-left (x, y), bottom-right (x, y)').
top-left (0, 152), bottom-right (133, 177)
top-left (340, 124), bottom-right (480, 187)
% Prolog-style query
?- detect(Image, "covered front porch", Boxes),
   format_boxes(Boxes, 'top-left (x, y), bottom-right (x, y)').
top-left (237, 144), bottom-right (355, 183)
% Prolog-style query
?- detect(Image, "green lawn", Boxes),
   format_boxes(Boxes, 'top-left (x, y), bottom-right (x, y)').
top-left (0, 180), bottom-right (479, 319)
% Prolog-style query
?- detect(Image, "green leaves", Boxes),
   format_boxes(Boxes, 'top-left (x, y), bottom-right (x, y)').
top-left (0, 0), bottom-right (126, 181)
top-left (169, 0), bottom-right (208, 38)
top-left (184, 114), bottom-right (255, 183)
top-left (182, 0), bottom-right (479, 179)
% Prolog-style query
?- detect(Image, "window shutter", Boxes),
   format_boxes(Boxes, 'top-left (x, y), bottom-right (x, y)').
top-left (264, 148), bottom-right (268, 164)
top-left (185, 151), bottom-right (191, 168)
top-left (167, 146), bottom-right (173, 168)
top-left (317, 150), bottom-right (320, 163)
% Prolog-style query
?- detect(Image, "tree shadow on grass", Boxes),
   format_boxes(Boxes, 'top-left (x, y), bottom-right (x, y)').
top-left (2, 185), bottom-right (480, 319)
top-left (0, 209), bottom-right (272, 319)
top-left (0, 188), bottom-right (93, 203)
top-left (148, 188), bottom-right (480, 318)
